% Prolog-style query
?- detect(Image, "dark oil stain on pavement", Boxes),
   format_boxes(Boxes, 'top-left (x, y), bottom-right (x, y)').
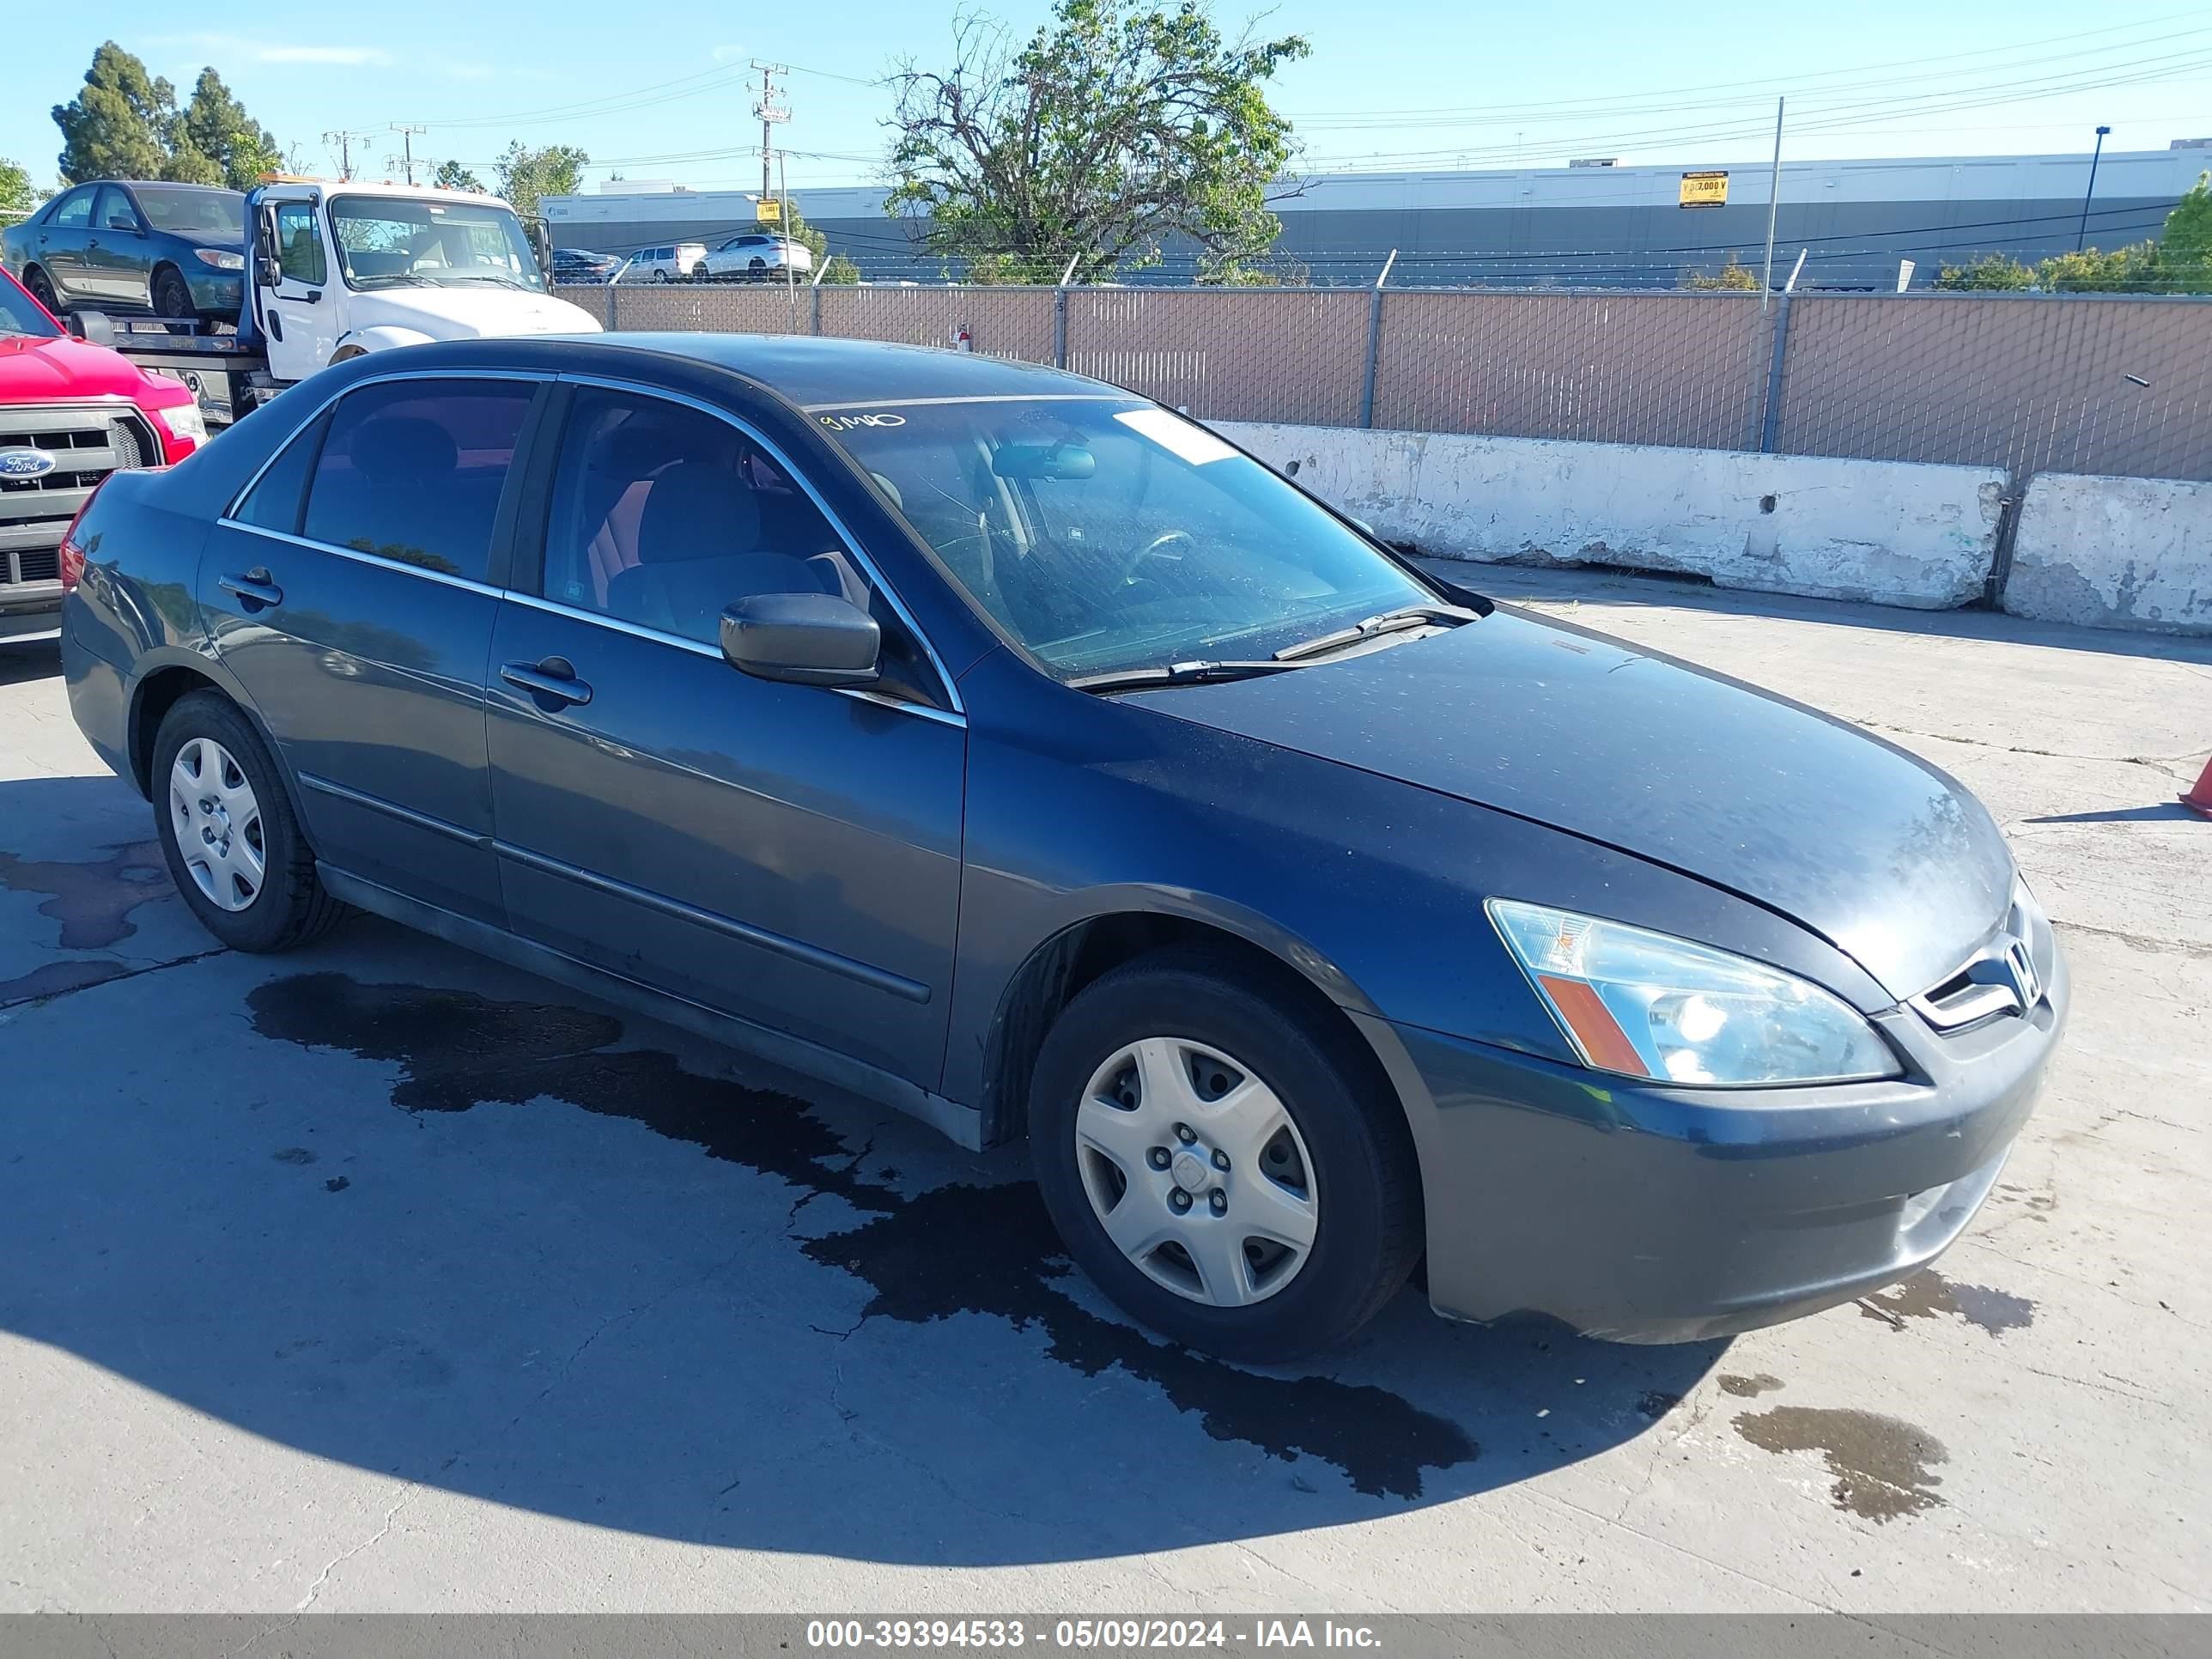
top-left (1734, 1406), bottom-right (1948, 1522)
top-left (0, 840), bottom-right (172, 1005)
top-left (246, 971), bottom-right (1478, 1500)
top-left (1857, 1269), bottom-right (2034, 1338)
top-left (1717, 1372), bottom-right (1784, 1397)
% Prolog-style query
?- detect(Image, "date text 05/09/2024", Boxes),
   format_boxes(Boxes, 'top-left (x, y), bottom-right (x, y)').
top-left (804, 1620), bottom-right (1385, 1650)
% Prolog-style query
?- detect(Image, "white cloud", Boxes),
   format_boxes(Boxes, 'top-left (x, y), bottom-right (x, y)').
top-left (257, 45), bottom-right (397, 67)
top-left (711, 44), bottom-right (750, 64)
top-left (149, 33), bottom-right (396, 68)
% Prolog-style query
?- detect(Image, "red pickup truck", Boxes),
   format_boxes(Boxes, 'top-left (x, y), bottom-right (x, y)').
top-left (1, 266), bottom-right (204, 642)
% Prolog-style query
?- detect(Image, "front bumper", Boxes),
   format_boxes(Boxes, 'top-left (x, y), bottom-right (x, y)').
top-left (1358, 930), bottom-right (2068, 1344)
top-left (1, 584), bottom-right (63, 641)
top-left (185, 269), bottom-right (244, 315)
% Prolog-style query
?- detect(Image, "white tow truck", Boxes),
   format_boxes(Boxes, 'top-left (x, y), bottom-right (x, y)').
top-left (76, 177), bottom-right (600, 427)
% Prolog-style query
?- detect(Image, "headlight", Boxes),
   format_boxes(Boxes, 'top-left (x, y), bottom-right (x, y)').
top-left (193, 249), bottom-right (246, 271)
top-left (1488, 899), bottom-right (1899, 1087)
top-left (154, 401), bottom-right (208, 446)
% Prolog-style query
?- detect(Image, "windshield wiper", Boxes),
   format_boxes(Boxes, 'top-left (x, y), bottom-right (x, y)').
top-left (446, 273), bottom-right (538, 291)
top-left (1068, 659), bottom-right (1310, 695)
top-left (1272, 603), bottom-right (1479, 663)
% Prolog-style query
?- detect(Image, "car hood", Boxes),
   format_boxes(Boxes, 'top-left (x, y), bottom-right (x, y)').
top-left (1127, 608), bottom-right (2013, 1001)
top-left (0, 331), bottom-right (181, 404)
top-left (349, 286), bottom-right (604, 338)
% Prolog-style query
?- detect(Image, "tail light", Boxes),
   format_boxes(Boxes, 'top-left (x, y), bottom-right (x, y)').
top-left (58, 477), bottom-right (106, 592)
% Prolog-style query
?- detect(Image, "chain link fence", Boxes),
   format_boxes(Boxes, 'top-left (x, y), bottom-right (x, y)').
top-left (571, 282), bottom-right (2212, 484)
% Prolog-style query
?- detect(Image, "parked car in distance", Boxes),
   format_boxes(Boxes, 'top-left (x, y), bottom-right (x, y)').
top-left (0, 266), bottom-right (204, 641)
top-left (613, 242), bottom-right (709, 283)
top-left (551, 246), bottom-right (623, 283)
top-left (3, 181), bottom-right (247, 328)
top-left (701, 233), bottom-right (816, 283)
top-left (60, 335), bottom-right (2065, 1362)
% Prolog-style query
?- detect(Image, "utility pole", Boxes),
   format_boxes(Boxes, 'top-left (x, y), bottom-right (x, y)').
top-left (1760, 96), bottom-right (1784, 312)
top-left (322, 131), bottom-right (372, 181)
top-left (389, 125), bottom-right (428, 186)
top-left (751, 62), bottom-right (790, 206)
top-left (2077, 125), bottom-right (2112, 251)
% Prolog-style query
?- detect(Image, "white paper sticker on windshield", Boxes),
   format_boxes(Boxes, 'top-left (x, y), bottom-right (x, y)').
top-left (1114, 408), bottom-right (1237, 465)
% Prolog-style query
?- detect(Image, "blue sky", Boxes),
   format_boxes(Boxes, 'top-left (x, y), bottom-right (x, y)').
top-left (8, 1), bottom-right (2210, 196)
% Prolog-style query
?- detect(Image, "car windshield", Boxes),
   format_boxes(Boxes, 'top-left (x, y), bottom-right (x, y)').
top-left (0, 278), bottom-right (61, 338)
top-left (817, 396), bottom-right (1435, 680)
top-left (328, 195), bottom-right (546, 293)
top-left (133, 187), bottom-right (246, 237)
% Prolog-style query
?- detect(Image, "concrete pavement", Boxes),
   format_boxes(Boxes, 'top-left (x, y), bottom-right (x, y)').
top-left (1, 570), bottom-right (2205, 1614)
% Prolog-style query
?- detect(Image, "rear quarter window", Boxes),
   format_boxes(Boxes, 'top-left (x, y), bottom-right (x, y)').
top-left (298, 380), bottom-right (537, 581)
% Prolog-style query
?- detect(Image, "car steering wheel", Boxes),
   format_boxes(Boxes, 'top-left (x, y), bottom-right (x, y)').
top-left (1121, 527), bottom-right (1194, 583)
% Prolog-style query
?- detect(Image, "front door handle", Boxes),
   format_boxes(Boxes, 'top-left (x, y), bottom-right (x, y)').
top-left (219, 567), bottom-right (283, 608)
top-left (501, 657), bottom-right (592, 707)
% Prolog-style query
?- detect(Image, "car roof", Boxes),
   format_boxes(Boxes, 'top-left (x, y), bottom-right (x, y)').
top-left (540, 332), bottom-right (1130, 409)
top-left (89, 180), bottom-right (241, 195)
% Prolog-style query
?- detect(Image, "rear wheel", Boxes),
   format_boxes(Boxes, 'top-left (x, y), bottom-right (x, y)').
top-left (152, 692), bottom-right (344, 953)
top-left (24, 266), bottom-right (59, 312)
top-left (152, 264), bottom-right (195, 326)
top-left (1029, 948), bottom-right (1423, 1362)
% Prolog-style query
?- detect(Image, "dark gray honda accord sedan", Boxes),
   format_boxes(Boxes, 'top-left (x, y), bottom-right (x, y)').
top-left (59, 335), bottom-right (2066, 1361)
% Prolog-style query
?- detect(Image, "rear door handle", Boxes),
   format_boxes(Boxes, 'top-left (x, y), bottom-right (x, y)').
top-left (219, 567), bottom-right (283, 608)
top-left (501, 657), bottom-right (592, 707)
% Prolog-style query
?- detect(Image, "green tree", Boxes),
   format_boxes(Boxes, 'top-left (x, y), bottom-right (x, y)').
top-left (1684, 252), bottom-right (1759, 291)
top-left (1, 157), bottom-right (37, 222)
top-left (819, 252), bottom-right (861, 284)
top-left (433, 160), bottom-right (486, 193)
top-left (2154, 171), bottom-right (2212, 293)
top-left (52, 42), bottom-right (176, 183)
top-left (886, 0), bottom-right (1309, 282)
top-left (495, 142), bottom-right (589, 219)
top-left (177, 69), bottom-right (283, 191)
top-left (1936, 252), bottom-right (2036, 291)
top-left (2036, 242), bottom-right (2160, 293)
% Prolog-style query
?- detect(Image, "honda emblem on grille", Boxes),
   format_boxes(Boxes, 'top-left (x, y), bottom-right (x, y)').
top-left (0, 447), bottom-right (59, 478)
top-left (2000, 933), bottom-right (2042, 1008)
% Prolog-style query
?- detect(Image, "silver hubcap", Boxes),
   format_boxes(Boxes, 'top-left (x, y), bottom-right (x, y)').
top-left (1075, 1037), bottom-right (1318, 1308)
top-left (168, 738), bottom-right (265, 913)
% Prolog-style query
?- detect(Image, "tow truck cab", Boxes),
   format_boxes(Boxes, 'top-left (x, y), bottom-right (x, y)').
top-left (240, 179), bottom-right (598, 382)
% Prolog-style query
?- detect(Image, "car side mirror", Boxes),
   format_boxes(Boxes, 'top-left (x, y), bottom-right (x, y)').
top-left (720, 591), bottom-right (879, 687)
top-left (66, 311), bottom-right (116, 347)
top-left (528, 220), bottom-right (552, 276)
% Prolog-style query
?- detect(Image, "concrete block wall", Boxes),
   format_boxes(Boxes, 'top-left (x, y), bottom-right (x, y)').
top-left (1216, 422), bottom-right (2008, 611)
top-left (2003, 472), bottom-right (2212, 636)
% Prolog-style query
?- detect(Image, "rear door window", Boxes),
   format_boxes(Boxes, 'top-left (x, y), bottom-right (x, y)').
top-left (300, 379), bottom-right (537, 581)
top-left (48, 189), bottom-right (94, 230)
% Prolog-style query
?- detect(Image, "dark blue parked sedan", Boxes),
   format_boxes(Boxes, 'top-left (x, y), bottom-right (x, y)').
top-left (3, 180), bottom-right (246, 325)
top-left (59, 336), bottom-right (2065, 1360)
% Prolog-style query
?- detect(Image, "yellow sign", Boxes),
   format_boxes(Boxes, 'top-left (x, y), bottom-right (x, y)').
top-left (1679, 171), bottom-right (1729, 208)
top-left (756, 197), bottom-right (782, 224)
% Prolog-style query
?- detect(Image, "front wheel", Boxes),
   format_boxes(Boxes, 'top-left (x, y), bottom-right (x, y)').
top-left (1029, 949), bottom-right (1423, 1362)
top-left (152, 691), bottom-right (345, 952)
top-left (152, 264), bottom-right (196, 326)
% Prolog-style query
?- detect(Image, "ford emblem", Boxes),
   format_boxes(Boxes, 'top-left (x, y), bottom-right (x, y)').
top-left (0, 447), bottom-right (58, 479)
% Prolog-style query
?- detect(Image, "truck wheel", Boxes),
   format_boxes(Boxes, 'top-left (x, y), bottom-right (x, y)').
top-left (25, 267), bottom-right (60, 312)
top-left (153, 265), bottom-right (196, 328)
top-left (1027, 947), bottom-right (1424, 1363)
top-left (152, 692), bottom-right (345, 953)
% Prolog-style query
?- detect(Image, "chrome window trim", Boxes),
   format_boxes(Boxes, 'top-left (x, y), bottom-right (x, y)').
top-left (213, 524), bottom-right (509, 599)
top-left (499, 590), bottom-right (967, 729)
top-left (552, 371), bottom-right (966, 717)
top-left (220, 368), bottom-right (556, 520)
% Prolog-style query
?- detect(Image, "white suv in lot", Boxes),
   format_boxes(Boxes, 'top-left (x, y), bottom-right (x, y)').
top-left (614, 242), bottom-right (710, 283)
top-left (700, 233), bottom-right (816, 283)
